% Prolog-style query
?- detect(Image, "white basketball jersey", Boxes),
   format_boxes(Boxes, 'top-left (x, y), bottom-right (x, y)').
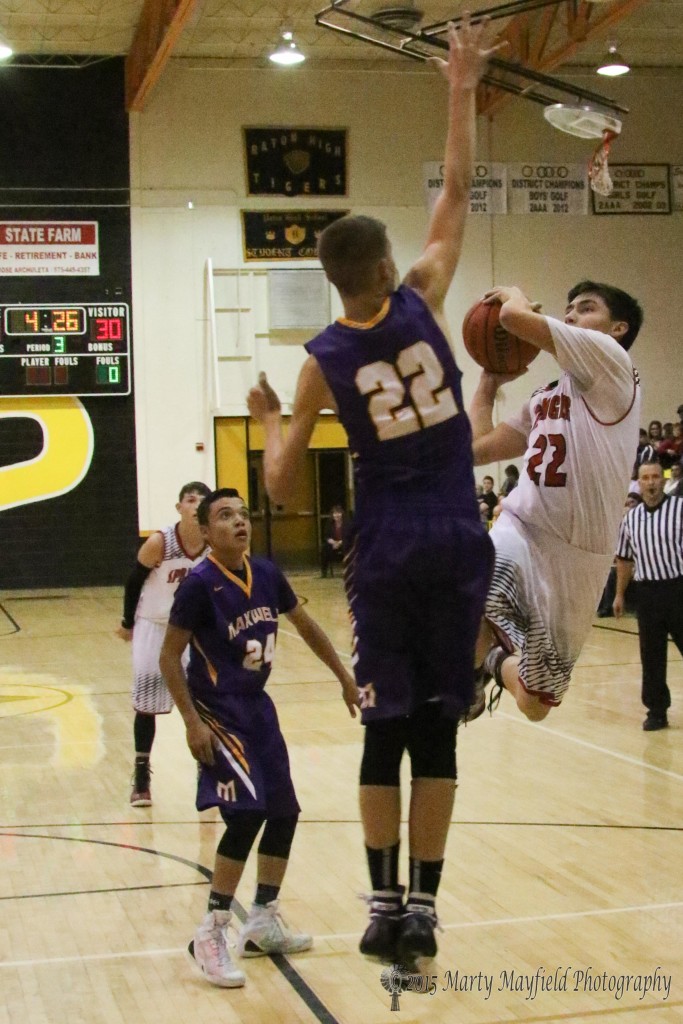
top-left (502, 317), bottom-right (640, 556)
top-left (136, 525), bottom-right (207, 625)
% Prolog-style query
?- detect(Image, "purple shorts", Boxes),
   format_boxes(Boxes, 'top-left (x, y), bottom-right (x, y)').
top-left (194, 691), bottom-right (300, 817)
top-left (346, 513), bottom-right (493, 723)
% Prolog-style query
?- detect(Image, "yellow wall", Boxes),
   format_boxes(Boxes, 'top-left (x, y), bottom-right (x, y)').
top-left (247, 415), bottom-right (348, 452)
top-left (214, 418), bottom-right (250, 495)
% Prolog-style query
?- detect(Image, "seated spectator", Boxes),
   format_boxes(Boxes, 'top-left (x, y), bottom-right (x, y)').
top-left (647, 420), bottom-right (663, 444)
top-left (479, 475), bottom-right (498, 521)
top-left (597, 494), bottom-right (642, 617)
top-left (677, 404), bottom-right (683, 426)
top-left (656, 421), bottom-right (683, 470)
top-left (665, 460), bottom-right (683, 496)
top-left (320, 504), bottom-right (348, 578)
top-left (499, 464), bottom-right (520, 498)
top-left (633, 429), bottom-right (657, 477)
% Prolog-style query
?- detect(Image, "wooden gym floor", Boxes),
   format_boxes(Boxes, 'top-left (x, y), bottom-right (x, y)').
top-left (1, 578), bottom-right (682, 1024)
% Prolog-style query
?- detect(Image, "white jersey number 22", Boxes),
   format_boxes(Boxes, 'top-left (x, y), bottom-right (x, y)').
top-left (356, 341), bottom-right (460, 441)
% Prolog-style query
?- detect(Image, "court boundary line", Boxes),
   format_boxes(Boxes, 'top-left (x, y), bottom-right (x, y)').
top-left (497, 713), bottom-right (683, 781)
top-left (3, 897), bottom-right (683, 969)
top-left (0, 831), bottom-right (342, 1024)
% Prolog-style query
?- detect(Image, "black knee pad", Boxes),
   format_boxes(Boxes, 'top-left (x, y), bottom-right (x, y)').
top-left (407, 704), bottom-right (457, 780)
top-left (257, 814), bottom-right (299, 860)
top-left (216, 809), bottom-right (265, 862)
top-left (359, 718), bottom-right (407, 787)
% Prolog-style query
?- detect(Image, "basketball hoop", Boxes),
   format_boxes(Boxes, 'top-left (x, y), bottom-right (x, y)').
top-left (543, 103), bottom-right (622, 196)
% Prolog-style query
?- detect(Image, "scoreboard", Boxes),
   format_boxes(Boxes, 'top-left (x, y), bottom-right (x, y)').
top-left (0, 302), bottom-right (131, 396)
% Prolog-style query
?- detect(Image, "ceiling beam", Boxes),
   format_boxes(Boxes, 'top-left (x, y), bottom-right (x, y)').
top-left (125, 0), bottom-right (201, 112)
top-left (478, 0), bottom-right (650, 117)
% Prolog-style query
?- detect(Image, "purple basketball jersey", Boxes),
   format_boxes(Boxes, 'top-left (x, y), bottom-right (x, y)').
top-left (168, 554), bottom-right (300, 814)
top-left (169, 554), bottom-right (297, 714)
top-left (305, 285), bottom-right (478, 520)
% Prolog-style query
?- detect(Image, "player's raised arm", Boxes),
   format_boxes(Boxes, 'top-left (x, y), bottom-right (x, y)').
top-left (404, 16), bottom-right (502, 312)
top-left (247, 363), bottom-right (334, 506)
top-left (469, 369), bottom-right (527, 465)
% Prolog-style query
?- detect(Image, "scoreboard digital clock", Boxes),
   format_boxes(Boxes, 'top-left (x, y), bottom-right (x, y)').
top-left (0, 303), bottom-right (131, 396)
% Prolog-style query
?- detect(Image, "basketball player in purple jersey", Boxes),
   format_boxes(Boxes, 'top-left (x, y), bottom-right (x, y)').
top-left (160, 489), bottom-right (357, 988)
top-left (247, 18), bottom-right (500, 971)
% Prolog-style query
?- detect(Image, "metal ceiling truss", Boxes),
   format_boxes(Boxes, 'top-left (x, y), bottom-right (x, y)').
top-left (3, 53), bottom-right (113, 68)
top-left (315, 0), bottom-right (645, 117)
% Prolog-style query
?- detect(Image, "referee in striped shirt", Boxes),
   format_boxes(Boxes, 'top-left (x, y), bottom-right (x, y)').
top-left (614, 461), bottom-right (683, 731)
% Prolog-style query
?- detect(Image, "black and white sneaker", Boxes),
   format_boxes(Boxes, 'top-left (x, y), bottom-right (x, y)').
top-left (396, 904), bottom-right (439, 972)
top-left (359, 888), bottom-right (405, 964)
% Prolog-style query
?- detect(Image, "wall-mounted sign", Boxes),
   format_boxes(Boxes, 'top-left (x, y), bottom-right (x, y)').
top-left (244, 127), bottom-right (347, 196)
top-left (592, 164), bottom-right (671, 215)
top-left (0, 221), bottom-right (99, 275)
top-left (508, 164), bottom-right (588, 215)
top-left (241, 210), bottom-right (347, 261)
top-left (423, 161), bottom-right (508, 214)
top-left (672, 166), bottom-right (683, 212)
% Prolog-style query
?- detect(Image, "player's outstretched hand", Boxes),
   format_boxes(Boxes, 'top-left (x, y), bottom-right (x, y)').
top-left (341, 672), bottom-right (360, 719)
top-left (247, 371), bottom-right (282, 422)
top-left (429, 13), bottom-right (507, 91)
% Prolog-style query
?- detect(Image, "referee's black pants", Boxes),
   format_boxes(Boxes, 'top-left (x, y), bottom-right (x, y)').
top-left (635, 577), bottom-right (683, 714)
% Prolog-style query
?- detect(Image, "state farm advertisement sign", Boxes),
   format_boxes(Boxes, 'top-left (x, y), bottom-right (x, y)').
top-left (0, 221), bottom-right (100, 275)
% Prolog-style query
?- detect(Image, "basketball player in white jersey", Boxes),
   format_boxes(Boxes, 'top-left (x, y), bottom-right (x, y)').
top-left (468, 281), bottom-right (643, 721)
top-left (116, 481), bottom-right (211, 804)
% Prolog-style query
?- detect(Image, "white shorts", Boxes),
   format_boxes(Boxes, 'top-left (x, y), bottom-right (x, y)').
top-left (131, 618), bottom-right (188, 715)
top-left (485, 512), bottom-right (613, 706)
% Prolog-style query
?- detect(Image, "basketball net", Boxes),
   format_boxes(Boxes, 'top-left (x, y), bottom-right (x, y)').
top-left (588, 128), bottom-right (619, 196)
top-left (543, 104), bottom-right (623, 199)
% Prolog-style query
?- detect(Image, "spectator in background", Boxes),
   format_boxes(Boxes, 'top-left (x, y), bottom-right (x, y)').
top-left (321, 504), bottom-right (348, 577)
top-left (676, 404), bottom-right (683, 425)
top-left (647, 420), bottom-right (663, 444)
top-left (480, 475), bottom-right (498, 521)
top-left (657, 421), bottom-right (683, 471)
top-left (665, 458), bottom-right (683, 497)
top-left (634, 428), bottom-right (656, 468)
top-left (499, 464), bottom-right (520, 498)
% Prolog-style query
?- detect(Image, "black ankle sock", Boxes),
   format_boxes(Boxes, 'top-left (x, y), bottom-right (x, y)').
top-left (254, 883), bottom-right (280, 907)
top-left (133, 756), bottom-right (150, 786)
top-left (208, 890), bottom-right (234, 913)
top-left (366, 841), bottom-right (400, 893)
top-left (408, 857), bottom-right (443, 906)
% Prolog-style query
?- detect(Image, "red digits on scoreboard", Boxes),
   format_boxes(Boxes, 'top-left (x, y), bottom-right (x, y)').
top-left (94, 318), bottom-right (123, 342)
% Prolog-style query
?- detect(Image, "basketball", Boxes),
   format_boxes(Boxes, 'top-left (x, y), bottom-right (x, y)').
top-left (461, 299), bottom-right (539, 374)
